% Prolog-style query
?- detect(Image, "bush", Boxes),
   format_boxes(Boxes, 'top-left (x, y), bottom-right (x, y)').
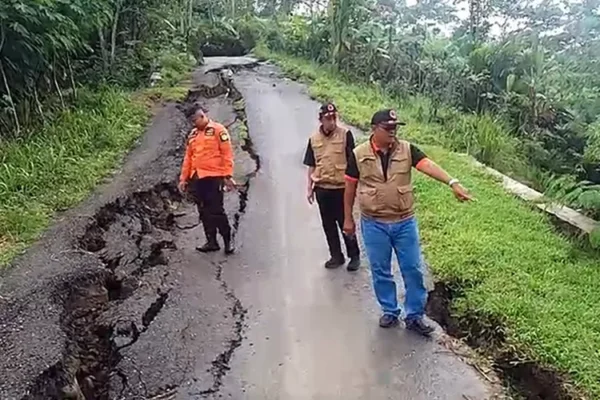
top-left (443, 112), bottom-right (525, 175)
top-left (159, 51), bottom-right (196, 86)
top-left (235, 16), bottom-right (268, 51)
top-left (188, 18), bottom-right (267, 58)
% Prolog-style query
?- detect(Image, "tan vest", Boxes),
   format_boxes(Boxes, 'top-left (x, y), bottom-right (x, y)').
top-left (310, 126), bottom-right (347, 189)
top-left (354, 139), bottom-right (414, 222)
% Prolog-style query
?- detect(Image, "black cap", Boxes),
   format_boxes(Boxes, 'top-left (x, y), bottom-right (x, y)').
top-left (371, 109), bottom-right (405, 126)
top-left (319, 102), bottom-right (338, 117)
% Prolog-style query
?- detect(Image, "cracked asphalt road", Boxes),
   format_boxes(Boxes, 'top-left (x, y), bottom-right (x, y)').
top-left (0, 57), bottom-right (497, 400)
top-left (206, 64), bottom-right (496, 399)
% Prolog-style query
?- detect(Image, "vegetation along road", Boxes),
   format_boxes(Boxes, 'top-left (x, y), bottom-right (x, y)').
top-left (2, 0), bottom-right (600, 398)
top-left (0, 52), bottom-right (596, 399)
top-left (0, 56), bottom-right (502, 400)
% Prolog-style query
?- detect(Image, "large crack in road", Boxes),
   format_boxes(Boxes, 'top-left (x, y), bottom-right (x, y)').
top-left (1, 58), bottom-right (259, 400)
top-left (2, 57), bottom-right (508, 400)
top-left (22, 183), bottom-right (183, 400)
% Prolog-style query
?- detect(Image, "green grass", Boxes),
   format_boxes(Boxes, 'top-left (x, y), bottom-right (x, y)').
top-left (259, 48), bottom-right (600, 397)
top-left (138, 85), bottom-right (190, 105)
top-left (257, 47), bottom-right (528, 179)
top-left (0, 87), bottom-right (150, 268)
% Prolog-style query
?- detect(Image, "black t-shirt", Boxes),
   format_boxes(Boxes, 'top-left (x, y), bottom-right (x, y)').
top-left (303, 129), bottom-right (355, 167)
top-left (345, 143), bottom-right (427, 181)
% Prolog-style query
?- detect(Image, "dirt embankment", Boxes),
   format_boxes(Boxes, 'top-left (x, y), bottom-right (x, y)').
top-left (427, 280), bottom-right (584, 400)
top-left (0, 59), bottom-right (260, 400)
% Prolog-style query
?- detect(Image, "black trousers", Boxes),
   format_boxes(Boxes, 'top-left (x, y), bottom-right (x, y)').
top-left (188, 176), bottom-right (231, 243)
top-left (315, 187), bottom-right (360, 260)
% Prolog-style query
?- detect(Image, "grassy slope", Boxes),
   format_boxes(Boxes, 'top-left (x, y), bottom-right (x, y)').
top-left (260, 50), bottom-right (600, 396)
top-left (0, 84), bottom-right (189, 268)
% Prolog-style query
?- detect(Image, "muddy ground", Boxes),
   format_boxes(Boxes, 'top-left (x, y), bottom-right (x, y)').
top-left (1, 57), bottom-right (502, 400)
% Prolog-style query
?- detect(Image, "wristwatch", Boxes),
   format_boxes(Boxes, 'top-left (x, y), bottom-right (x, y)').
top-left (448, 178), bottom-right (459, 187)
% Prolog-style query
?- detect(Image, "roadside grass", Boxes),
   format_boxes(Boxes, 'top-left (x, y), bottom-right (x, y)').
top-left (257, 47), bottom-right (529, 182)
top-left (260, 48), bottom-right (600, 397)
top-left (138, 85), bottom-right (190, 105)
top-left (0, 88), bottom-right (149, 269)
top-left (0, 52), bottom-right (194, 270)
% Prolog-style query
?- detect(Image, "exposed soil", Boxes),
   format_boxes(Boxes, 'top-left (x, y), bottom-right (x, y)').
top-left (194, 259), bottom-right (247, 398)
top-left (427, 281), bottom-right (584, 400)
top-left (21, 184), bottom-right (183, 400)
top-left (3, 58), bottom-right (532, 400)
top-left (2, 59), bottom-right (260, 400)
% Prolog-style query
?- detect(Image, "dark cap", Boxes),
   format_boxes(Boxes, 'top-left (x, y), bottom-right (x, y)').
top-left (371, 109), bottom-right (405, 126)
top-left (319, 102), bottom-right (338, 117)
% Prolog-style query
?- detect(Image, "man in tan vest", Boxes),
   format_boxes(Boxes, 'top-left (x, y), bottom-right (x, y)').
top-left (303, 103), bottom-right (361, 271)
top-left (343, 109), bottom-right (472, 335)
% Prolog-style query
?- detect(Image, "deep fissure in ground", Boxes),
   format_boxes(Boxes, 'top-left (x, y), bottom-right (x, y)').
top-left (190, 64), bottom-right (259, 398)
top-left (195, 260), bottom-right (247, 398)
top-left (20, 65), bottom-right (260, 399)
top-left (426, 280), bottom-right (581, 400)
top-left (21, 183), bottom-right (183, 400)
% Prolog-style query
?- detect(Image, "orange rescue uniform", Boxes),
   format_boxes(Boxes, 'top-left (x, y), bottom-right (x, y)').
top-left (179, 121), bottom-right (234, 184)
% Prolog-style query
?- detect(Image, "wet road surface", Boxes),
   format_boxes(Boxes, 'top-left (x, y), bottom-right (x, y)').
top-left (204, 65), bottom-right (494, 399)
top-left (0, 58), bottom-right (496, 400)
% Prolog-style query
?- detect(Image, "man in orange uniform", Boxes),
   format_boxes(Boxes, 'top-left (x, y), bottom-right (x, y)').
top-left (179, 106), bottom-right (236, 255)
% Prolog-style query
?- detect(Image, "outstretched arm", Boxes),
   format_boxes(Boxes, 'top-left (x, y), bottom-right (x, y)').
top-left (416, 158), bottom-right (472, 201)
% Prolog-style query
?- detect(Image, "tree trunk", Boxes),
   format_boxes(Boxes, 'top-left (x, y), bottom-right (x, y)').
top-left (180, 0), bottom-right (186, 35)
top-left (33, 85), bottom-right (45, 124)
top-left (0, 59), bottom-right (20, 135)
top-left (52, 59), bottom-right (65, 108)
top-left (110, 2), bottom-right (122, 66)
top-left (186, 0), bottom-right (193, 48)
top-left (0, 26), bottom-right (20, 135)
top-left (98, 27), bottom-right (109, 71)
top-left (67, 55), bottom-right (77, 100)
top-left (188, 0), bottom-right (193, 27)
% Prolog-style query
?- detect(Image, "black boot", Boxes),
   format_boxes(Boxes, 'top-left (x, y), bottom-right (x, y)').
top-left (198, 215), bottom-right (220, 253)
top-left (324, 256), bottom-right (345, 269)
top-left (223, 234), bottom-right (235, 255)
top-left (405, 317), bottom-right (435, 337)
top-left (218, 215), bottom-right (234, 255)
top-left (347, 257), bottom-right (360, 271)
top-left (344, 235), bottom-right (361, 272)
top-left (196, 241), bottom-right (220, 253)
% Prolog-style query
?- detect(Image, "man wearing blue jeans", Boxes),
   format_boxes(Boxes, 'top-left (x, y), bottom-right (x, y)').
top-left (343, 109), bottom-right (472, 335)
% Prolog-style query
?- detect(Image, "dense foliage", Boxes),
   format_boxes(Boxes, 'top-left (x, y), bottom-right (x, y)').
top-left (0, 0), bottom-right (236, 136)
top-left (253, 0), bottom-right (600, 218)
top-left (1, 0), bottom-right (599, 396)
top-left (2, 0), bottom-right (598, 240)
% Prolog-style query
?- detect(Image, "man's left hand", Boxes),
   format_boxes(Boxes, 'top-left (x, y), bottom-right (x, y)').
top-left (451, 183), bottom-right (472, 202)
top-left (224, 177), bottom-right (237, 192)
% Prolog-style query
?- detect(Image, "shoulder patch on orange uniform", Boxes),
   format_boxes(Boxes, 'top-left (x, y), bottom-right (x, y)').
top-left (220, 131), bottom-right (230, 142)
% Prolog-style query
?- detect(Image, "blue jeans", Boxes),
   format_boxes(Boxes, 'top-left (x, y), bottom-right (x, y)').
top-left (361, 216), bottom-right (427, 321)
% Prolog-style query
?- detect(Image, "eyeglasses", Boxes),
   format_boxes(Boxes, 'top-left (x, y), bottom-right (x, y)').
top-left (320, 113), bottom-right (337, 120)
top-left (379, 124), bottom-right (398, 132)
